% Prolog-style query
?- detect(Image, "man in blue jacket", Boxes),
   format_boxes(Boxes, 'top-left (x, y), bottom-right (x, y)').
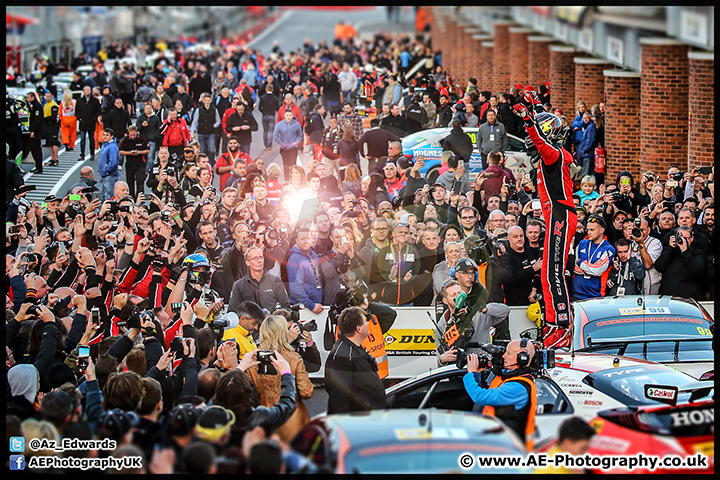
top-left (273, 109), bottom-right (303, 182)
top-left (577, 111), bottom-right (597, 177)
top-left (98, 128), bottom-right (120, 201)
top-left (286, 227), bottom-right (324, 314)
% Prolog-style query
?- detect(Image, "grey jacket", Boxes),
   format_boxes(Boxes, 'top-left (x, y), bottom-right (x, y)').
top-left (477, 121), bottom-right (508, 155)
top-left (435, 302), bottom-right (511, 367)
top-left (228, 272), bottom-right (290, 313)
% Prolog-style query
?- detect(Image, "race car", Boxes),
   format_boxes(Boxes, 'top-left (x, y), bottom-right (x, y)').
top-left (401, 127), bottom-right (532, 184)
top-left (290, 409), bottom-right (529, 473)
top-left (570, 295), bottom-right (714, 379)
top-left (538, 384), bottom-right (714, 474)
top-left (384, 351), bottom-right (710, 448)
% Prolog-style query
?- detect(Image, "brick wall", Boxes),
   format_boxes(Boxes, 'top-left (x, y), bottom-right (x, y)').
top-left (640, 39), bottom-right (689, 175)
top-left (471, 34), bottom-right (492, 83)
top-left (493, 22), bottom-right (515, 94)
top-left (604, 70), bottom-right (642, 180)
top-left (509, 28), bottom-right (532, 88)
top-left (688, 51), bottom-right (714, 170)
top-left (462, 27), bottom-right (483, 86)
top-left (574, 58), bottom-right (611, 109)
top-left (528, 36), bottom-right (558, 89)
top-left (481, 42), bottom-right (494, 92)
top-left (549, 46), bottom-right (579, 115)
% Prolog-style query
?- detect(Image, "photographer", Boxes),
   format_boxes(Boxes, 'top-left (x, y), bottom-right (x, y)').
top-left (606, 239), bottom-right (646, 296)
top-left (435, 280), bottom-right (509, 367)
top-left (228, 246), bottom-right (290, 312)
top-left (220, 301), bottom-right (264, 358)
top-left (654, 226), bottom-right (706, 300)
top-left (463, 339), bottom-right (537, 449)
top-left (626, 217), bottom-right (663, 294)
top-left (274, 308), bottom-right (322, 374)
top-left (325, 307), bottom-right (387, 414)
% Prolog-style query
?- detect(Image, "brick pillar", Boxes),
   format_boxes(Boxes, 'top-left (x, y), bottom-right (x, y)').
top-left (640, 38), bottom-right (689, 176)
top-left (445, 15), bottom-right (458, 81)
top-left (481, 41), bottom-right (494, 91)
top-left (493, 21), bottom-right (515, 94)
top-left (528, 36), bottom-right (558, 90)
top-left (471, 34), bottom-right (492, 82)
top-left (604, 69), bottom-right (642, 180)
top-left (574, 57), bottom-right (612, 108)
top-left (454, 21), bottom-right (471, 86)
top-left (509, 28), bottom-right (532, 88)
top-left (549, 46), bottom-right (578, 116)
top-left (462, 26), bottom-right (483, 87)
top-left (688, 51), bottom-right (714, 170)
top-left (431, 9), bottom-right (444, 58)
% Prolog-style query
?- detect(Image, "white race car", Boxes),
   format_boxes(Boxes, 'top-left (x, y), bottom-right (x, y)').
top-left (385, 351), bottom-right (709, 447)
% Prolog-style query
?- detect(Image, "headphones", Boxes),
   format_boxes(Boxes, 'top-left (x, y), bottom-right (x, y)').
top-left (450, 259), bottom-right (479, 282)
top-left (516, 338), bottom-right (531, 368)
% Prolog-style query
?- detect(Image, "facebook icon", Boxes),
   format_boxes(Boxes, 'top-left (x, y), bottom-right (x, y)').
top-left (10, 455), bottom-right (25, 470)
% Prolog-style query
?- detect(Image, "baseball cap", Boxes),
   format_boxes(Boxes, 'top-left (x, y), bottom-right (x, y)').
top-left (52, 295), bottom-right (72, 315)
top-left (44, 194), bottom-right (61, 203)
top-left (454, 258), bottom-right (479, 273)
top-left (167, 403), bottom-right (201, 437)
top-left (97, 409), bottom-right (139, 440)
top-left (431, 182), bottom-right (446, 191)
top-left (195, 406), bottom-right (236, 442)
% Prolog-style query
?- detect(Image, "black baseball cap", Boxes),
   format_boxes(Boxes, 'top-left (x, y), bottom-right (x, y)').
top-left (97, 409), bottom-right (139, 440)
top-left (167, 403), bottom-right (201, 437)
top-left (586, 215), bottom-right (606, 228)
top-left (454, 258), bottom-right (479, 273)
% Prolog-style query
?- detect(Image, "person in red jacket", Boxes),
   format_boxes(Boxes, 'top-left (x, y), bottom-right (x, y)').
top-left (215, 136), bottom-right (251, 191)
top-left (276, 93), bottom-right (304, 128)
top-left (513, 90), bottom-right (576, 329)
top-left (159, 108), bottom-right (191, 159)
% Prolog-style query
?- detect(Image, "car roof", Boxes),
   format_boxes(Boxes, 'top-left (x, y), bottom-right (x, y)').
top-left (325, 409), bottom-right (507, 448)
top-left (574, 295), bottom-right (706, 322)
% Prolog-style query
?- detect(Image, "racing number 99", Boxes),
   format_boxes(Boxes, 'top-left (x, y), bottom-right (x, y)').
top-left (696, 327), bottom-right (712, 336)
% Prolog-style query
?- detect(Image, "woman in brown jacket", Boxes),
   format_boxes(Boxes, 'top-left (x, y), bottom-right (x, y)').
top-left (247, 315), bottom-right (314, 442)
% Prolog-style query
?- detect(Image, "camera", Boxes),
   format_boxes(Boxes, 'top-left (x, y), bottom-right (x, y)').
top-left (328, 280), bottom-right (369, 327)
top-left (455, 342), bottom-right (506, 371)
top-left (27, 305), bottom-right (40, 316)
top-left (77, 345), bottom-right (90, 372)
top-left (610, 191), bottom-right (628, 202)
top-left (170, 337), bottom-right (186, 357)
top-left (631, 218), bottom-right (642, 238)
top-left (299, 319), bottom-right (318, 332)
top-left (171, 302), bottom-right (183, 314)
top-left (118, 204), bottom-right (133, 213)
top-left (674, 233), bottom-right (685, 245)
top-left (671, 172), bottom-right (684, 181)
top-left (108, 201), bottom-right (119, 214)
top-left (166, 166), bottom-right (176, 177)
top-left (257, 350), bottom-right (277, 375)
top-left (160, 210), bottom-right (171, 223)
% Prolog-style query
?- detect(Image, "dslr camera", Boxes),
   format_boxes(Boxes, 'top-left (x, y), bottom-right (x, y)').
top-left (455, 342), bottom-right (506, 372)
top-left (671, 171), bottom-right (684, 181)
top-left (631, 218), bottom-right (643, 238)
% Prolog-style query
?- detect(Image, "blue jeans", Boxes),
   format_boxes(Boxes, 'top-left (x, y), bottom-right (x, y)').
top-left (262, 115), bottom-right (275, 148)
top-left (580, 156), bottom-right (594, 177)
top-left (100, 175), bottom-right (119, 201)
top-left (197, 133), bottom-right (216, 165)
top-left (145, 141), bottom-right (157, 172)
top-left (79, 130), bottom-right (95, 157)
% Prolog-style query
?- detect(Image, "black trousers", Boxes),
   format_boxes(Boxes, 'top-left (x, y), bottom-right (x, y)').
top-left (126, 160), bottom-right (146, 198)
top-left (280, 147), bottom-right (298, 182)
top-left (23, 135), bottom-right (43, 172)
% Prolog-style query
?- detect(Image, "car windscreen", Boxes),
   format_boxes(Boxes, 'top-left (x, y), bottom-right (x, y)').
top-left (583, 316), bottom-right (712, 344)
top-left (401, 132), bottom-right (428, 149)
top-left (344, 441), bottom-right (526, 473)
top-left (582, 365), bottom-right (696, 407)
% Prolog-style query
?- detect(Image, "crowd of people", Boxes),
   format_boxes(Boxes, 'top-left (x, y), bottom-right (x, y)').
top-left (4, 14), bottom-right (715, 475)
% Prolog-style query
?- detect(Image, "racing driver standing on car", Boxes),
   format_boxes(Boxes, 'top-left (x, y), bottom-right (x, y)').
top-left (513, 91), bottom-right (577, 329)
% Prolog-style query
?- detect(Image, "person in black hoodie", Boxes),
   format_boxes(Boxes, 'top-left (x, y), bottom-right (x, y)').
top-left (403, 94), bottom-right (427, 134)
top-left (108, 97), bottom-right (132, 142)
top-left (613, 170), bottom-right (645, 217)
top-left (497, 93), bottom-right (519, 136)
top-left (440, 119), bottom-right (473, 161)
